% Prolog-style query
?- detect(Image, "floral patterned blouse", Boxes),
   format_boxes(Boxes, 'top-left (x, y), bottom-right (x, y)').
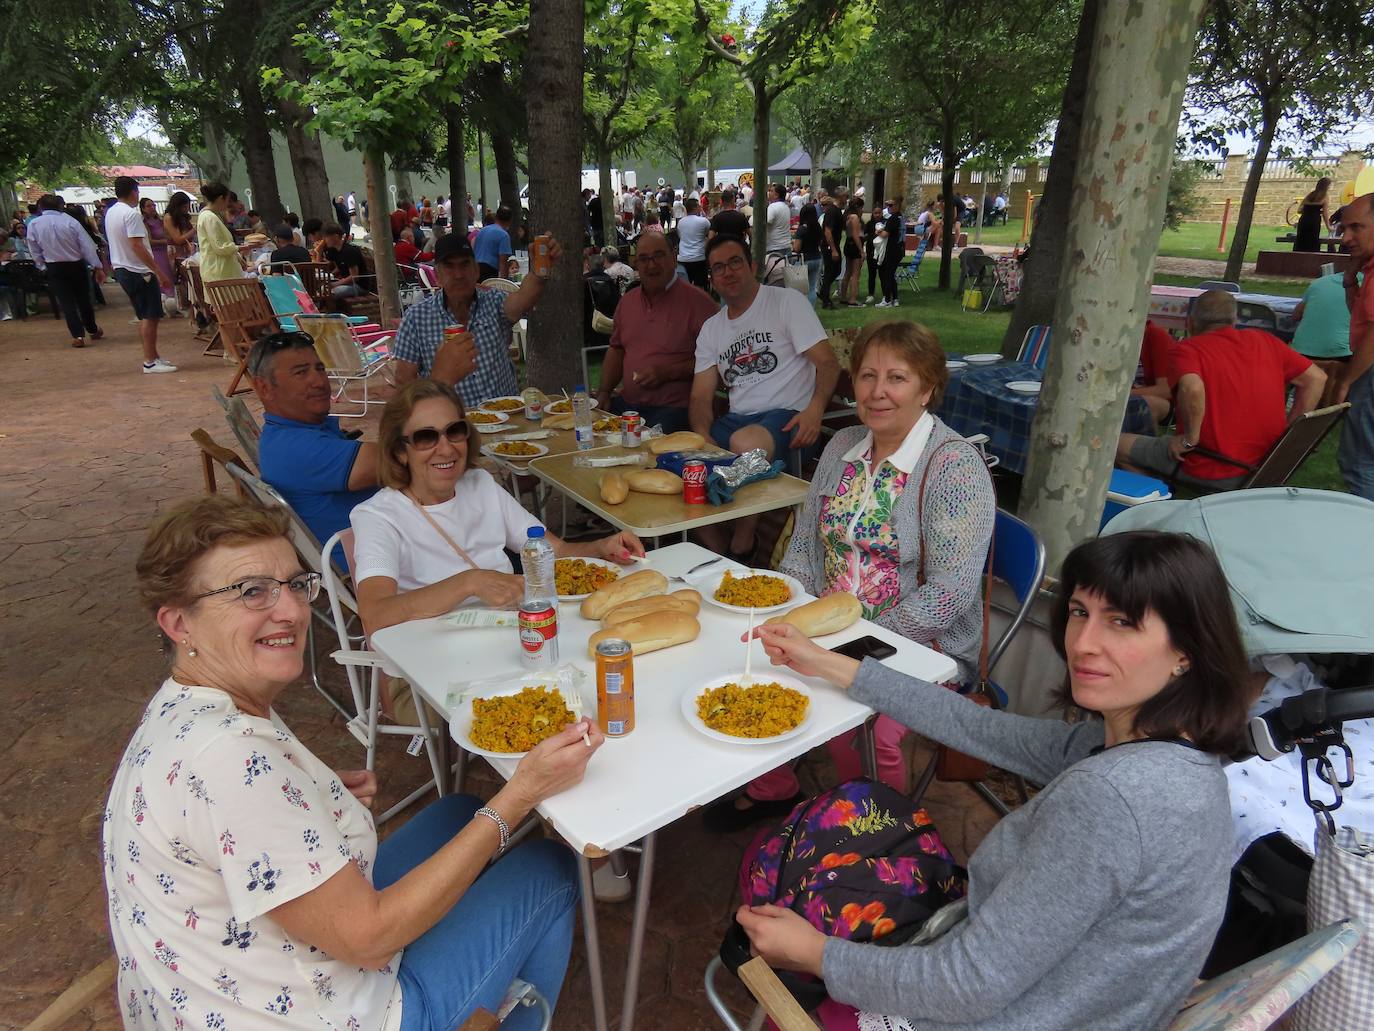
top-left (103, 679), bottom-right (403, 1029)
top-left (819, 415), bottom-right (934, 620)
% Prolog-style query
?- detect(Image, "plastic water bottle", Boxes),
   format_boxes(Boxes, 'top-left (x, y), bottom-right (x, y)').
top-left (572, 383), bottom-right (595, 451)
top-left (521, 526), bottom-right (557, 604)
top-left (519, 526), bottom-right (560, 667)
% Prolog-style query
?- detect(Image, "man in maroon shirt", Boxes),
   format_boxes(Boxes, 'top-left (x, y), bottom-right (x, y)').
top-left (595, 231), bottom-right (718, 433)
top-left (1117, 290), bottom-right (1326, 488)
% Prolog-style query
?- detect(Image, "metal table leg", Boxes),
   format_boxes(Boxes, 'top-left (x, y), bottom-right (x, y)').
top-left (859, 714), bottom-right (879, 780)
top-left (576, 855), bottom-right (609, 1031)
top-left (619, 831), bottom-right (657, 1031)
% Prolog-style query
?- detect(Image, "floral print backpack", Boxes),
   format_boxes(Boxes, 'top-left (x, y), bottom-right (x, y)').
top-left (722, 779), bottom-right (968, 1009)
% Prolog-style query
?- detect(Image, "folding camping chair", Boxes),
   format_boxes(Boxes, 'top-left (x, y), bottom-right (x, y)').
top-left (203, 278), bottom-right (280, 396)
top-left (1175, 403), bottom-right (1350, 494)
top-left (295, 312), bottom-right (395, 417)
top-left (958, 253), bottom-right (998, 311)
top-left (1236, 300), bottom-right (1280, 335)
top-left (190, 428), bottom-right (250, 498)
top-left (895, 238), bottom-right (928, 294)
top-left (1015, 325), bottom-right (1052, 370)
top-left (260, 272), bottom-right (379, 337)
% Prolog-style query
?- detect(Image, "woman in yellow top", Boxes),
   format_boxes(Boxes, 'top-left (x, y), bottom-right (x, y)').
top-left (195, 181), bottom-right (250, 283)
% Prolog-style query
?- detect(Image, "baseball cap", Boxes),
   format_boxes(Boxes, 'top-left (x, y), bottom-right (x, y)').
top-left (433, 234), bottom-right (475, 264)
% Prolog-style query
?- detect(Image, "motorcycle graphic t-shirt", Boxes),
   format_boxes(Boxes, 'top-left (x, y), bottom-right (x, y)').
top-left (694, 284), bottom-right (828, 416)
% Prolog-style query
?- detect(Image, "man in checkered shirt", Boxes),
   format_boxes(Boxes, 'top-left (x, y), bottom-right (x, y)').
top-left (392, 233), bottom-right (562, 406)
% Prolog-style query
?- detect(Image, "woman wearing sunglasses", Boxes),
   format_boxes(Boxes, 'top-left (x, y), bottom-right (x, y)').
top-left (106, 495), bottom-right (602, 1029)
top-left (352, 379), bottom-right (645, 635)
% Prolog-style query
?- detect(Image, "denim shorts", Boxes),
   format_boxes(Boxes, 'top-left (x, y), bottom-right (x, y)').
top-left (710, 407), bottom-right (800, 458)
top-left (113, 267), bottom-right (163, 320)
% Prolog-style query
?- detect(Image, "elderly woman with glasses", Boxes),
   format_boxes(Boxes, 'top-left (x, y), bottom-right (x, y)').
top-left (351, 379), bottom-right (645, 633)
top-left (105, 495), bottom-right (604, 1029)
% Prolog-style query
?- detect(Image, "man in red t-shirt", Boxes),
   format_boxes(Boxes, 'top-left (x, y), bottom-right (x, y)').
top-left (1133, 318), bottom-right (1176, 424)
top-left (595, 230), bottom-right (718, 433)
top-left (1334, 193), bottom-right (1374, 500)
top-left (1117, 290), bottom-right (1326, 488)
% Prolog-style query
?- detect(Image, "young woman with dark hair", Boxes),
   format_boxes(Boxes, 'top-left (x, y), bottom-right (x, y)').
top-left (736, 530), bottom-right (1252, 1031)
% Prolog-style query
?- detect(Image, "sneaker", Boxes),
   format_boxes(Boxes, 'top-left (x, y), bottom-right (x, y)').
top-left (592, 861), bottom-right (633, 903)
top-left (143, 359), bottom-right (178, 374)
top-left (875, 300), bottom-right (890, 308)
top-left (887, 300), bottom-right (900, 308)
top-left (845, 301), bottom-right (862, 308)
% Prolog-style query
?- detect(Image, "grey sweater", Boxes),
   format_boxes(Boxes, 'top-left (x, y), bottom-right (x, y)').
top-left (822, 660), bottom-right (1231, 1031)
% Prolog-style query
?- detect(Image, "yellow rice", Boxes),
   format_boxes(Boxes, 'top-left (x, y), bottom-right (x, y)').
top-left (713, 570), bottom-right (791, 607)
top-left (696, 682), bottom-right (808, 738)
top-left (470, 686), bottom-right (574, 752)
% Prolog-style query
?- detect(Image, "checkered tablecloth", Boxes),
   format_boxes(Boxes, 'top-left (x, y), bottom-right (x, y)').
top-left (938, 360), bottom-right (1154, 476)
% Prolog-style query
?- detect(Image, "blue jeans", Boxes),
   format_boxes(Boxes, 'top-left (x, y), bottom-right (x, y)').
top-left (805, 258), bottom-right (822, 306)
top-left (607, 395), bottom-right (691, 434)
top-left (375, 795), bottom-right (579, 1031)
top-left (1338, 368), bottom-right (1374, 501)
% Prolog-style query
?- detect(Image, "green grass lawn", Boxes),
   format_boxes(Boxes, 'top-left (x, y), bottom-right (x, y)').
top-left (964, 220), bottom-right (1290, 265)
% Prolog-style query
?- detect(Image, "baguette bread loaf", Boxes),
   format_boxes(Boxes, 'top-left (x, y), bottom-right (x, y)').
top-left (587, 610), bottom-right (700, 658)
top-left (600, 471), bottom-right (629, 505)
top-left (647, 430), bottom-right (706, 455)
top-left (543, 413), bottom-right (576, 430)
top-left (579, 568), bottom-right (668, 619)
top-left (764, 592), bottom-right (862, 637)
top-left (601, 589), bottom-right (702, 628)
top-left (626, 469), bottom-right (683, 494)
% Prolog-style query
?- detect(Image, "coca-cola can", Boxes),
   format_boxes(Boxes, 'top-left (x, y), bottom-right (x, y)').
top-left (683, 460), bottom-right (707, 504)
top-left (621, 411), bottom-right (641, 447)
top-left (518, 600), bottom-right (559, 668)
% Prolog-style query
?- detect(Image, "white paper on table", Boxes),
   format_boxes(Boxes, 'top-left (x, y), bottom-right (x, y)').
top-left (495, 430), bottom-right (552, 441)
top-left (573, 453), bottom-right (650, 468)
top-left (445, 609), bottom-right (520, 629)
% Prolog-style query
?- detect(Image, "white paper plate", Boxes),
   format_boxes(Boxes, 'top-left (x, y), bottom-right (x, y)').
top-left (946, 359), bottom-right (968, 371)
top-left (555, 557), bottom-right (624, 602)
top-left (545, 398), bottom-right (575, 415)
top-left (479, 395), bottom-right (527, 413)
top-left (965, 353), bottom-right (1002, 365)
top-left (681, 672), bottom-right (814, 746)
top-left (481, 441), bottom-right (549, 461)
top-left (702, 568), bottom-right (804, 615)
top-left (470, 409), bottom-right (511, 433)
top-left (451, 681), bottom-right (585, 760)
top-left (1006, 380), bottom-right (1042, 395)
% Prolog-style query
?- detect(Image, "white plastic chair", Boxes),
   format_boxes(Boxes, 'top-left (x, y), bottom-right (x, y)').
top-left (296, 312), bottom-right (395, 418)
top-left (318, 529), bottom-right (446, 824)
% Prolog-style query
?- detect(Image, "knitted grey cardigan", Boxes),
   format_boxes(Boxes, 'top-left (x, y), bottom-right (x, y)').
top-left (779, 419), bottom-right (995, 680)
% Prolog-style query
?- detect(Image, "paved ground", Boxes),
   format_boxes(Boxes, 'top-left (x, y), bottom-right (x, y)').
top-left (0, 293), bottom-right (998, 1029)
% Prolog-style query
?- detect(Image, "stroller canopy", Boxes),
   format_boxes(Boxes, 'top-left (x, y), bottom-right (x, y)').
top-left (1102, 488), bottom-right (1374, 657)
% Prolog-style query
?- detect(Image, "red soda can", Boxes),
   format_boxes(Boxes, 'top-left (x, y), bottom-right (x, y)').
top-left (621, 410), bottom-right (641, 446)
top-left (682, 460), bottom-right (707, 504)
top-left (518, 600), bottom-right (559, 667)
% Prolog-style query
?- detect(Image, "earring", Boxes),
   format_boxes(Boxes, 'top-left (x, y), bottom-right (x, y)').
top-left (182, 638), bottom-right (198, 658)
top-left (1174, 664), bottom-right (1188, 677)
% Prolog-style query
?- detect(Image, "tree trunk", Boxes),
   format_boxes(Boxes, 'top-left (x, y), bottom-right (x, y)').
top-left (975, 174), bottom-right (988, 244)
top-left (706, 140), bottom-right (714, 193)
top-left (525, 0), bottom-right (587, 395)
top-left (445, 103), bottom-right (468, 232)
top-left (393, 164), bottom-right (414, 206)
top-left (237, 75), bottom-right (285, 227)
top-left (491, 125), bottom-right (524, 247)
top-left (476, 127), bottom-right (487, 208)
top-left (1223, 103), bottom-right (1278, 283)
top-left (937, 160), bottom-right (956, 290)
top-left (1019, 0), bottom-right (1204, 571)
top-left (272, 31), bottom-right (335, 223)
top-left (1000, 0), bottom-right (1100, 357)
top-left (680, 148), bottom-right (694, 193)
top-left (598, 143), bottom-right (618, 250)
top-left (193, 119), bottom-right (235, 187)
top-left (751, 82), bottom-right (771, 273)
top-left (364, 148), bottom-right (402, 328)
top-left (904, 124), bottom-right (924, 216)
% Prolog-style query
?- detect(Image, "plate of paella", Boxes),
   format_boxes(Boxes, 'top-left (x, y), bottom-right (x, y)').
top-left (469, 409), bottom-right (512, 433)
top-left (681, 673), bottom-right (813, 745)
top-left (481, 440), bottom-right (549, 461)
top-left (479, 395), bottom-right (527, 413)
top-left (451, 682), bottom-right (586, 759)
top-left (555, 557), bottom-right (622, 601)
top-left (703, 568), bottom-right (803, 615)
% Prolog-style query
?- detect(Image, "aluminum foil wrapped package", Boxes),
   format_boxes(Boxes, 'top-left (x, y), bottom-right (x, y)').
top-left (707, 448), bottom-right (785, 505)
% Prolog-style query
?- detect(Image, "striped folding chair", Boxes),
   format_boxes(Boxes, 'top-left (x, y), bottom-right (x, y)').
top-left (1015, 325), bottom-right (1052, 370)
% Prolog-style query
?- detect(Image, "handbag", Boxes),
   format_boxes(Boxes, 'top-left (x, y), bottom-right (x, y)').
top-left (1290, 821), bottom-right (1374, 1028)
top-left (961, 286), bottom-right (983, 310)
top-left (783, 255), bottom-right (810, 295)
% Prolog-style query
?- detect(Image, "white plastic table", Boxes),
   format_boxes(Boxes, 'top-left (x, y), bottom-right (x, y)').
top-left (369, 542), bottom-right (957, 1031)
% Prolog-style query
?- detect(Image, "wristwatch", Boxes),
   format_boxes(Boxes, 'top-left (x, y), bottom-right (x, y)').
top-left (1180, 439), bottom-right (1197, 451)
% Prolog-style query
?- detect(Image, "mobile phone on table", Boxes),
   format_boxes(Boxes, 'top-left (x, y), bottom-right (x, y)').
top-left (830, 636), bottom-right (897, 661)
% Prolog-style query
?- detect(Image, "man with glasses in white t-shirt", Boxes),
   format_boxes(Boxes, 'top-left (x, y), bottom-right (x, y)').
top-left (690, 234), bottom-right (840, 560)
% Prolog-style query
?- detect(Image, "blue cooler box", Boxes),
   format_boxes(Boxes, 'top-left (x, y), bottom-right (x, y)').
top-left (1101, 469), bottom-right (1171, 529)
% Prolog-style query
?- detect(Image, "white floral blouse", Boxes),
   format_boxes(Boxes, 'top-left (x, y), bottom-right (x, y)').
top-left (102, 679), bottom-right (403, 1029)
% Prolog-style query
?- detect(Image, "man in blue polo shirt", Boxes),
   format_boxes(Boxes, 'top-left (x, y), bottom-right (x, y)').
top-left (249, 332), bottom-right (379, 546)
top-left (472, 204), bottom-right (513, 282)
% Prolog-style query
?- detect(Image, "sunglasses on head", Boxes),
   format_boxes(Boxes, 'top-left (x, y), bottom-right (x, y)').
top-left (401, 419), bottom-right (469, 451)
top-left (248, 331), bottom-right (315, 377)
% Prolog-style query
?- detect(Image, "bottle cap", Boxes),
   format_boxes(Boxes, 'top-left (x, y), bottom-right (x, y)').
top-left (575, 384), bottom-right (587, 393)
top-left (526, 526), bottom-right (546, 538)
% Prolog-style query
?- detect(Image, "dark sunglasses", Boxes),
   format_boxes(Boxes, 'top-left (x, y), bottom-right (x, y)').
top-left (247, 331), bottom-right (315, 377)
top-left (401, 419), bottom-right (469, 451)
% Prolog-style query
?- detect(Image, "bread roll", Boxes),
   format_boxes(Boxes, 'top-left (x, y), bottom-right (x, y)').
top-left (764, 593), bottom-right (862, 637)
top-left (626, 469), bottom-right (683, 494)
top-left (601, 589), bottom-right (702, 628)
top-left (648, 431), bottom-right (706, 455)
top-left (587, 610), bottom-right (700, 658)
top-left (543, 413), bottom-right (576, 430)
top-left (579, 568), bottom-right (668, 619)
top-left (600, 471), bottom-right (629, 505)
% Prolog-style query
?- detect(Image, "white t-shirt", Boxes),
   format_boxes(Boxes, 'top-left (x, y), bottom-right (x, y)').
top-left (741, 185), bottom-right (753, 205)
top-left (104, 679), bottom-right (402, 1030)
top-left (994, 194), bottom-right (1008, 210)
top-left (621, 192), bottom-right (637, 215)
top-left (676, 214), bottom-right (711, 261)
top-left (350, 471), bottom-right (541, 592)
top-left (766, 200), bottom-right (792, 252)
top-left (695, 284), bottom-right (827, 415)
top-left (105, 199), bottom-right (152, 273)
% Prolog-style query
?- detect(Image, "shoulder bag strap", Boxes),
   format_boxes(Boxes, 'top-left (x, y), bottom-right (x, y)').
top-left (404, 492), bottom-right (481, 571)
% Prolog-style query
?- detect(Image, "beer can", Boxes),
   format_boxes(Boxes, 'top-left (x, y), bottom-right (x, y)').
top-left (532, 234), bottom-right (553, 279)
top-left (683, 460), bottom-right (708, 504)
top-left (621, 410), bottom-right (641, 447)
top-left (443, 323), bottom-right (466, 340)
top-left (518, 600), bottom-right (559, 668)
top-left (595, 639), bottom-right (635, 736)
top-left (521, 387), bottom-right (544, 421)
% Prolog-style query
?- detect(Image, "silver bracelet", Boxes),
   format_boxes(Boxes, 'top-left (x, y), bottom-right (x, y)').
top-left (475, 806), bottom-right (510, 852)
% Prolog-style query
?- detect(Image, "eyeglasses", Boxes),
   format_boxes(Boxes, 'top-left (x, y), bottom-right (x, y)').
top-left (709, 255), bottom-right (748, 278)
top-left (401, 419), bottom-right (469, 451)
top-left (195, 572), bottom-right (321, 610)
top-left (247, 331), bottom-right (315, 377)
